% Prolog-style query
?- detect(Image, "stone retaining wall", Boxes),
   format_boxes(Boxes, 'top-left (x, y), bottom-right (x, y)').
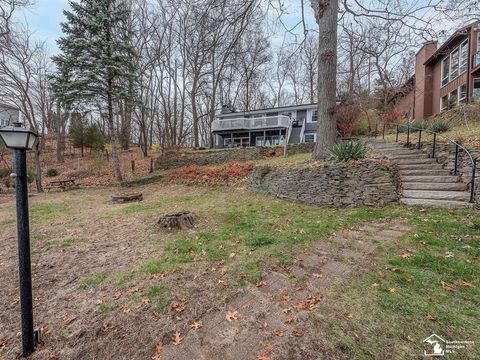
top-left (248, 160), bottom-right (398, 208)
top-left (155, 143), bottom-right (315, 170)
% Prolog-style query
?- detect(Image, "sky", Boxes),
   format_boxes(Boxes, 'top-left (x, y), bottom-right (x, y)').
top-left (16, 0), bottom-right (69, 53)
top-left (16, 0), bottom-right (316, 54)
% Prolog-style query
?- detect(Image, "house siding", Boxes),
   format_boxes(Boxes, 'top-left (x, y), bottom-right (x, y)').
top-left (393, 22), bottom-right (480, 120)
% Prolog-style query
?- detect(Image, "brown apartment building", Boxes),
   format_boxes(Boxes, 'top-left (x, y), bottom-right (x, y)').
top-left (394, 21), bottom-right (480, 120)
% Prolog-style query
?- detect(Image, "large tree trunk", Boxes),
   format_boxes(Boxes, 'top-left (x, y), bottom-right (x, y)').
top-left (312, 0), bottom-right (338, 159)
top-left (56, 107), bottom-right (65, 163)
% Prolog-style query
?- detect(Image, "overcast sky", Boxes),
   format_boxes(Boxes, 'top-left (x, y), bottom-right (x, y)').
top-left (15, 0), bottom-right (317, 54)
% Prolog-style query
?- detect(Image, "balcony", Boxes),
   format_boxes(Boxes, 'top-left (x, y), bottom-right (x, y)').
top-left (473, 51), bottom-right (480, 70)
top-left (212, 115), bottom-right (291, 132)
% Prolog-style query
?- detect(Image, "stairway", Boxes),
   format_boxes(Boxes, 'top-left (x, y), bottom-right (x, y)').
top-left (367, 140), bottom-right (472, 209)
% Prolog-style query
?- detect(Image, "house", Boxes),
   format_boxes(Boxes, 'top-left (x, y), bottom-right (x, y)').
top-left (392, 21), bottom-right (480, 120)
top-left (0, 103), bottom-right (20, 127)
top-left (212, 103), bottom-right (318, 148)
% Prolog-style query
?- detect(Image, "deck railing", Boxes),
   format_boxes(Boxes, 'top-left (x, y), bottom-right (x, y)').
top-left (382, 122), bottom-right (477, 203)
top-left (212, 115), bottom-right (291, 132)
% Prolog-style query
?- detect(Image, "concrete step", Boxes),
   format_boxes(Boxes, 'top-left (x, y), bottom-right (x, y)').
top-left (397, 163), bottom-right (444, 170)
top-left (400, 198), bottom-right (472, 209)
top-left (382, 149), bottom-right (422, 155)
top-left (402, 182), bottom-right (467, 191)
top-left (399, 169), bottom-right (451, 176)
top-left (395, 158), bottom-right (433, 164)
top-left (402, 175), bottom-right (461, 183)
top-left (403, 190), bottom-right (470, 201)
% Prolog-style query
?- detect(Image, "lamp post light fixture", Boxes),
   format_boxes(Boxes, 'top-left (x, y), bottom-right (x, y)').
top-left (0, 122), bottom-right (39, 357)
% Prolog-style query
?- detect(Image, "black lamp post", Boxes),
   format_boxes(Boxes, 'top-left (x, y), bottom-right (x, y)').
top-left (0, 122), bottom-right (39, 357)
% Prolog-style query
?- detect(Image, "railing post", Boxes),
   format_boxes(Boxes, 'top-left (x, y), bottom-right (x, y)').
top-left (406, 125), bottom-right (410, 146)
top-left (471, 158), bottom-right (477, 203)
top-left (395, 125), bottom-right (399, 142)
top-left (382, 123), bottom-right (385, 140)
top-left (417, 130), bottom-right (422, 149)
top-left (454, 143), bottom-right (459, 176)
top-left (432, 133), bottom-right (436, 158)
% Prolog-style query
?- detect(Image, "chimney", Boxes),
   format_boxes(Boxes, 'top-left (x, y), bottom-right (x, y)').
top-left (221, 104), bottom-right (232, 114)
top-left (414, 41), bottom-right (437, 121)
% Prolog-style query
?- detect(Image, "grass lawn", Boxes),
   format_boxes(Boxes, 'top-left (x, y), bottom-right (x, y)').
top-left (0, 181), bottom-right (478, 359)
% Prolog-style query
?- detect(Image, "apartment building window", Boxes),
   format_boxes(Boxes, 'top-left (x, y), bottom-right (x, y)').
top-left (474, 78), bottom-right (480, 100)
top-left (450, 49), bottom-right (459, 81)
top-left (441, 95), bottom-right (449, 110)
top-left (460, 40), bottom-right (468, 74)
top-left (441, 57), bottom-right (449, 86)
top-left (459, 84), bottom-right (467, 103)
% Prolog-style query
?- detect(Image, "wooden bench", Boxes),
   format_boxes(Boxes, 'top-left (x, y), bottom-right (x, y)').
top-left (46, 179), bottom-right (78, 192)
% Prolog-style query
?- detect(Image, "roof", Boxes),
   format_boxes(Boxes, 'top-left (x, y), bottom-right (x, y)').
top-left (424, 21), bottom-right (479, 66)
top-left (218, 103), bottom-right (318, 118)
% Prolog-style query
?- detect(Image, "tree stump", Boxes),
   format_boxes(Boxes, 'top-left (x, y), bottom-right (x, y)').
top-left (157, 211), bottom-right (195, 230)
top-left (111, 193), bottom-right (143, 203)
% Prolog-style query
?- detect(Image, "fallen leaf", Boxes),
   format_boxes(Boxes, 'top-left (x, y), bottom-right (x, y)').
top-left (265, 342), bottom-right (273, 353)
top-left (142, 298), bottom-right (151, 305)
top-left (171, 299), bottom-right (187, 313)
top-left (273, 328), bottom-right (284, 337)
top-left (229, 252), bottom-right (236, 258)
top-left (444, 252), bottom-right (454, 258)
top-left (426, 313), bottom-right (436, 321)
top-left (440, 280), bottom-right (455, 292)
top-left (63, 315), bottom-right (77, 325)
top-left (294, 295), bottom-right (321, 311)
top-left (458, 280), bottom-right (475, 288)
top-left (152, 341), bottom-right (163, 360)
top-left (255, 281), bottom-right (267, 288)
top-left (398, 250), bottom-right (412, 258)
top-left (242, 303), bottom-right (252, 310)
top-left (284, 316), bottom-right (294, 324)
top-left (113, 292), bottom-right (122, 300)
top-left (377, 271), bottom-right (385, 278)
top-left (191, 321), bottom-right (203, 330)
top-left (256, 356), bottom-right (271, 360)
top-left (172, 331), bottom-right (182, 346)
top-left (225, 310), bottom-right (239, 321)
top-left (292, 328), bottom-right (304, 337)
top-left (312, 273), bottom-right (323, 278)
top-left (389, 288), bottom-right (397, 293)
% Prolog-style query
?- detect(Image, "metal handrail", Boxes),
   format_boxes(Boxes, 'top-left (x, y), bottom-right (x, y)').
top-left (382, 122), bottom-right (477, 203)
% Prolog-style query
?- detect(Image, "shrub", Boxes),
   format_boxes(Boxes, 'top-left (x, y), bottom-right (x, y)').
top-left (167, 162), bottom-right (254, 186)
top-left (329, 141), bottom-right (368, 162)
top-left (0, 168), bottom-right (13, 178)
top-left (410, 121), bottom-right (430, 132)
top-left (336, 104), bottom-right (361, 137)
top-left (46, 168), bottom-right (59, 177)
top-left (382, 111), bottom-right (402, 123)
top-left (26, 171), bottom-right (34, 184)
top-left (430, 121), bottom-right (452, 133)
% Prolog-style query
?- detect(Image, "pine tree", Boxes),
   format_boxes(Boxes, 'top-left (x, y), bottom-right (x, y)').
top-left (52, 0), bottom-right (137, 181)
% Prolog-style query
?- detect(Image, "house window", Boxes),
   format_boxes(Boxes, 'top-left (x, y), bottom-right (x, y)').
top-left (441, 57), bottom-right (449, 86)
top-left (441, 95), bottom-right (449, 110)
top-left (450, 88), bottom-right (458, 107)
top-left (450, 49), bottom-right (459, 81)
top-left (460, 40), bottom-right (468, 74)
top-left (473, 78), bottom-right (480, 100)
top-left (459, 84), bottom-right (467, 103)
top-left (304, 133), bottom-right (316, 143)
top-left (311, 110), bottom-right (318, 122)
